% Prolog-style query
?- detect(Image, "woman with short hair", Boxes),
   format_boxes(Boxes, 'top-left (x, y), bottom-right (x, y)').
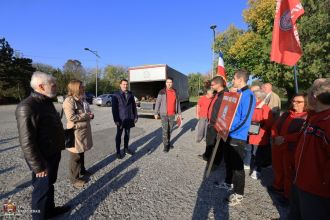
top-left (271, 93), bottom-right (308, 199)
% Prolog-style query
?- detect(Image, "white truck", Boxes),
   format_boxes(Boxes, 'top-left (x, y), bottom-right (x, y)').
top-left (129, 64), bottom-right (189, 115)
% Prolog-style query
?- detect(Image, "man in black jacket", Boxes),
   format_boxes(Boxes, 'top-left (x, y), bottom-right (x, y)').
top-left (112, 79), bottom-right (138, 159)
top-left (199, 76), bottom-right (226, 164)
top-left (15, 71), bottom-right (70, 220)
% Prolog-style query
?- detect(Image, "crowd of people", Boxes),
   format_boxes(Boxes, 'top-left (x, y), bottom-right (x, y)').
top-left (196, 72), bottom-right (330, 218)
top-left (14, 70), bottom-right (329, 219)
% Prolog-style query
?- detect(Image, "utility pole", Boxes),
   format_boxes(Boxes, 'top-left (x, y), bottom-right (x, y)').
top-left (84, 48), bottom-right (100, 97)
top-left (210, 25), bottom-right (217, 78)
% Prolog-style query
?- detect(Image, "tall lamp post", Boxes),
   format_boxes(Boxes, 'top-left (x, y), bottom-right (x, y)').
top-left (84, 48), bottom-right (100, 97)
top-left (210, 25), bottom-right (217, 78)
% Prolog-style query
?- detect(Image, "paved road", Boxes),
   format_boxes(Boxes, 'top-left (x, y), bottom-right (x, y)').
top-left (0, 104), bottom-right (148, 187)
top-left (0, 104), bottom-right (287, 219)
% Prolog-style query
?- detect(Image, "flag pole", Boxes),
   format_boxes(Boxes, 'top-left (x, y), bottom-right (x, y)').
top-left (294, 65), bottom-right (299, 93)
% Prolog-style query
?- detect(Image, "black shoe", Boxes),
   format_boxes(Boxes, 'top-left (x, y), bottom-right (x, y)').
top-left (116, 153), bottom-right (123, 159)
top-left (197, 154), bottom-right (208, 162)
top-left (124, 148), bottom-right (135, 155)
top-left (163, 147), bottom-right (169, 153)
top-left (170, 145), bottom-right (174, 149)
top-left (47, 205), bottom-right (71, 218)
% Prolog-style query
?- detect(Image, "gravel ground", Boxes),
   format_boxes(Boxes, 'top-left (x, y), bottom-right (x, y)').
top-left (0, 104), bottom-right (288, 219)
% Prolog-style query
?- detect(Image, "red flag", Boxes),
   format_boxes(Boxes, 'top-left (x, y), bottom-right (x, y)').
top-left (270, 0), bottom-right (304, 66)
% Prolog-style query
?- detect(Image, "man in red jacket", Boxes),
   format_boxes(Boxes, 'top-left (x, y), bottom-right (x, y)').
top-left (290, 79), bottom-right (330, 220)
top-left (154, 77), bottom-right (181, 152)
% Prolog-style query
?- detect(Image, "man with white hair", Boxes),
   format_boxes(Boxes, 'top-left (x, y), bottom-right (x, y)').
top-left (261, 83), bottom-right (281, 119)
top-left (15, 71), bottom-right (71, 219)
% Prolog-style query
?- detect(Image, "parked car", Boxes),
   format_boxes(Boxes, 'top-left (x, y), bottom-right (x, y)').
top-left (93, 94), bottom-right (113, 107)
top-left (85, 92), bottom-right (95, 104)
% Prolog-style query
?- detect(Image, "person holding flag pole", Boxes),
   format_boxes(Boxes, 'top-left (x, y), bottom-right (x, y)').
top-left (199, 52), bottom-right (228, 169)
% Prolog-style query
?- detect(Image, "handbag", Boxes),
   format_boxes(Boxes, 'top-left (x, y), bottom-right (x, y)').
top-left (61, 97), bottom-right (77, 148)
top-left (64, 128), bottom-right (75, 148)
top-left (249, 122), bottom-right (261, 135)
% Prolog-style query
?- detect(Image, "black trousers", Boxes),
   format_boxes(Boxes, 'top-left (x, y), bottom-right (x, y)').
top-left (204, 125), bottom-right (224, 165)
top-left (289, 184), bottom-right (330, 220)
top-left (69, 152), bottom-right (85, 183)
top-left (250, 144), bottom-right (271, 173)
top-left (115, 126), bottom-right (130, 153)
top-left (31, 152), bottom-right (61, 220)
top-left (224, 139), bottom-right (246, 195)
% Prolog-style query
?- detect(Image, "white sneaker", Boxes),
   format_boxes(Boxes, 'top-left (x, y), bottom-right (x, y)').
top-left (217, 183), bottom-right (233, 191)
top-left (227, 193), bottom-right (243, 206)
top-left (250, 170), bottom-right (261, 180)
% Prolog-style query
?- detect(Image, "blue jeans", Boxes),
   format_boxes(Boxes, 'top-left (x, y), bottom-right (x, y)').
top-left (31, 152), bottom-right (61, 220)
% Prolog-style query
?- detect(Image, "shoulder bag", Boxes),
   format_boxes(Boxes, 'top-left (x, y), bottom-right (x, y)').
top-left (61, 98), bottom-right (77, 148)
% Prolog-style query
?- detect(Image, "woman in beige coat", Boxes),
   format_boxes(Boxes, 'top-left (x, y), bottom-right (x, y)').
top-left (63, 79), bottom-right (93, 188)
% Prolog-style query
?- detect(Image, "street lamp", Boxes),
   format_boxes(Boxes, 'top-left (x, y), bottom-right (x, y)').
top-left (210, 25), bottom-right (217, 78)
top-left (84, 48), bottom-right (100, 97)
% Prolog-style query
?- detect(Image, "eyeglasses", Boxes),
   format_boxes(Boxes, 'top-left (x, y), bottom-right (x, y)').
top-left (292, 100), bottom-right (304, 104)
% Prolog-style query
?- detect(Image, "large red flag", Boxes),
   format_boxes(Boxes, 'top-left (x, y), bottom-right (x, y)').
top-left (270, 0), bottom-right (304, 66)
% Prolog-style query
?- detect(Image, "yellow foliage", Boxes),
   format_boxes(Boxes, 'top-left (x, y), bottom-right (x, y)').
top-left (243, 0), bottom-right (276, 34)
top-left (228, 32), bottom-right (262, 59)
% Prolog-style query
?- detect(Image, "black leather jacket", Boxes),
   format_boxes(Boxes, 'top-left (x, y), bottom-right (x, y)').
top-left (15, 91), bottom-right (65, 173)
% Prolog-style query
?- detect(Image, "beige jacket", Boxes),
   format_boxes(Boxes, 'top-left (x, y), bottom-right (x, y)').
top-left (264, 92), bottom-right (281, 119)
top-left (63, 96), bottom-right (93, 153)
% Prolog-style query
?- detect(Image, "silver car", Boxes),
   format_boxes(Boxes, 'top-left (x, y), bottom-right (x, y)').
top-left (93, 94), bottom-right (113, 107)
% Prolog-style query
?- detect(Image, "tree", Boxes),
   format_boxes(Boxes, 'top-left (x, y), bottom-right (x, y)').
top-left (52, 68), bottom-right (71, 96)
top-left (33, 62), bottom-right (57, 74)
top-left (213, 25), bottom-right (244, 79)
top-left (0, 38), bottom-right (35, 101)
top-left (214, 0), bottom-right (330, 98)
top-left (187, 73), bottom-right (207, 96)
top-left (103, 65), bottom-right (128, 89)
top-left (298, 0), bottom-right (330, 85)
top-left (63, 59), bottom-right (87, 81)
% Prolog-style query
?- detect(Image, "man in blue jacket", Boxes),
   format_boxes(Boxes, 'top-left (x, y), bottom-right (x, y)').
top-left (112, 79), bottom-right (138, 159)
top-left (219, 69), bottom-right (256, 206)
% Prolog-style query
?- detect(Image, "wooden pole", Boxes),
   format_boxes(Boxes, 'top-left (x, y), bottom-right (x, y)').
top-left (205, 135), bottom-right (221, 178)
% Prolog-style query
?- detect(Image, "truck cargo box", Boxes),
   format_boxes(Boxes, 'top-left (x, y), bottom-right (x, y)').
top-left (129, 64), bottom-right (189, 115)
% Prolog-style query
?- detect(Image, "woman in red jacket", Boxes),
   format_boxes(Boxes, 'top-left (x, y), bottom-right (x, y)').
top-left (271, 93), bottom-right (308, 199)
top-left (249, 90), bottom-right (273, 179)
top-left (289, 79), bottom-right (330, 220)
